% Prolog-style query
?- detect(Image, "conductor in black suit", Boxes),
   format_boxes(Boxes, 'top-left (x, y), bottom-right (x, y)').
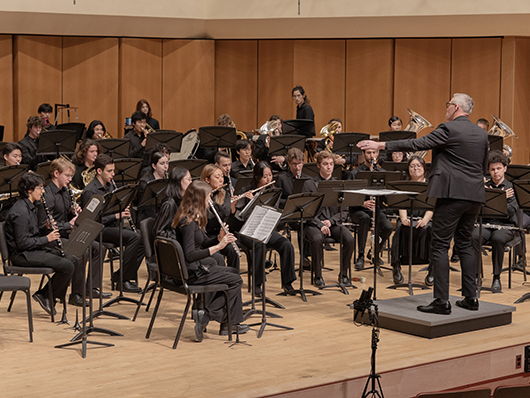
top-left (358, 93), bottom-right (489, 315)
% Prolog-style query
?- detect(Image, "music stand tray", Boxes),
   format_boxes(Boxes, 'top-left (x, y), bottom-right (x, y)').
top-left (355, 171), bottom-right (403, 186)
top-left (56, 122), bottom-right (86, 142)
top-left (145, 131), bottom-right (183, 153)
top-left (0, 165), bottom-right (27, 196)
top-left (269, 135), bottom-right (307, 157)
top-left (137, 179), bottom-right (168, 212)
top-left (505, 164), bottom-right (530, 182)
top-left (512, 180), bottom-right (530, 303)
top-left (37, 130), bottom-right (77, 158)
top-left (488, 135), bottom-right (503, 152)
top-left (113, 158), bottom-right (143, 187)
top-left (333, 133), bottom-right (370, 155)
top-left (169, 159), bottom-right (208, 179)
top-left (97, 138), bottom-right (131, 159)
top-left (198, 126), bottom-right (237, 149)
top-left (302, 162), bottom-right (342, 180)
top-left (282, 119), bottom-right (315, 138)
top-left (379, 131), bottom-right (416, 141)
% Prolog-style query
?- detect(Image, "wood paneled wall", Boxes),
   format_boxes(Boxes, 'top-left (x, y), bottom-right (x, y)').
top-left (0, 35), bottom-right (14, 142)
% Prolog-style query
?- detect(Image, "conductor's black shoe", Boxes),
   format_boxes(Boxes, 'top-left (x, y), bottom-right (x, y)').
top-left (282, 283), bottom-right (295, 293)
top-left (455, 297), bottom-right (479, 311)
top-left (338, 274), bottom-right (351, 285)
top-left (314, 277), bottom-right (325, 288)
top-left (354, 256), bottom-right (365, 270)
top-left (425, 267), bottom-right (434, 287)
top-left (68, 294), bottom-right (88, 307)
top-left (417, 298), bottom-right (451, 315)
top-left (33, 291), bottom-right (56, 316)
top-left (192, 309), bottom-right (207, 342)
top-left (450, 254), bottom-right (460, 263)
top-left (89, 288), bottom-right (112, 299)
top-left (392, 266), bottom-right (404, 284)
top-left (119, 281), bottom-right (142, 293)
top-left (219, 323), bottom-right (249, 336)
top-left (491, 278), bottom-right (502, 292)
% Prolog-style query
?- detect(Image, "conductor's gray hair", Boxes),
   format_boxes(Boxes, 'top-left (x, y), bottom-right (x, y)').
top-left (452, 93), bottom-right (474, 114)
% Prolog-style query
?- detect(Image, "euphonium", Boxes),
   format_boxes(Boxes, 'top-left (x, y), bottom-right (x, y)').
top-left (405, 108), bottom-right (433, 159)
top-left (321, 121), bottom-right (340, 151)
top-left (488, 115), bottom-right (518, 138)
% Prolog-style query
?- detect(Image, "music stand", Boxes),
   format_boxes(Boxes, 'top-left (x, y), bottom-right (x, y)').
top-left (512, 181), bottom-right (530, 303)
top-left (282, 119), bottom-right (315, 138)
top-left (37, 130), bottom-right (77, 158)
top-left (505, 165), bottom-right (530, 182)
top-left (379, 131), bottom-right (416, 141)
top-left (35, 161), bottom-right (53, 184)
top-left (280, 193), bottom-right (324, 302)
top-left (355, 171), bottom-right (403, 186)
top-left (198, 126), bottom-right (237, 150)
top-left (55, 219), bottom-right (112, 358)
top-left (137, 179), bottom-right (168, 215)
top-left (303, 162), bottom-right (342, 180)
top-left (269, 135), bottom-right (306, 158)
top-left (333, 132), bottom-right (370, 167)
top-left (168, 159), bottom-right (207, 179)
top-left (386, 181), bottom-right (435, 295)
top-left (97, 138), bottom-right (130, 159)
top-left (234, 176), bottom-right (253, 195)
top-left (113, 158), bottom-right (143, 187)
top-left (0, 126), bottom-right (4, 142)
top-left (56, 122), bottom-right (85, 142)
top-left (381, 161), bottom-right (408, 179)
top-left (488, 135), bottom-right (503, 152)
top-left (145, 131), bottom-right (183, 153)
top-left (0, 165), bottom-right (27, 198)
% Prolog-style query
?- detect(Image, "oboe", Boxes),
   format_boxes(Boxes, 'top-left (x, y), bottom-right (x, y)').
top-left (111, 179), bottom-right (138, 233)
top-left (40, 195), bottom-right (65, 257)
top-left (208, 198), bottom-right (242, 257)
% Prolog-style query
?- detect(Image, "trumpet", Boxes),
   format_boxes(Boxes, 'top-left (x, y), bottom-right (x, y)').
top-left (208, 198), bottom-right (241, 257)
top-left (231, 180), bottom-right (276, 203)
top-left (111, 179), bottom-right (138, 234)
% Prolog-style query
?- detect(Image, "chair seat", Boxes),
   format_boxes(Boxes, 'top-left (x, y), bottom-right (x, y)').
top-left (160, 279), bottom-right (229, 295)
top-left (5, 266), bottom-right (55, 275)
top-left (0, 275), bottom-right (31, 291)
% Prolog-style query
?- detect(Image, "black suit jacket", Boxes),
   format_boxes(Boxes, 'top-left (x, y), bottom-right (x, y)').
top-left (386, 116), bottom-right (488, 202)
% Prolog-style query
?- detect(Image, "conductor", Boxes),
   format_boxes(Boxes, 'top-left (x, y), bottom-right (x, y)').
top-left (358, 93), bottom-right (488, 315)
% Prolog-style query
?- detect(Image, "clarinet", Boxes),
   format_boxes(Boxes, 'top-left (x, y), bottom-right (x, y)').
top-left (40, 195), bottom-right (65, 257)
top-left (366, 157), bottom-right (378, 263)
top-left (208, 198), bottom-right (242, 257)
top-left (111, 179), bottom-right (138, 233)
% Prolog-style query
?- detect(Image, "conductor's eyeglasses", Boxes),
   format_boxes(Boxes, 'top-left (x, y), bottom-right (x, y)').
top-left (446, 102), bottom-right (456, 109)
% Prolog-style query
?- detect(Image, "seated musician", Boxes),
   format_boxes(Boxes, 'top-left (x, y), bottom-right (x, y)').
top-left (72, 139), bottom-right (100, 191)
top-left (257, 114), bottom-right (282, 136)
top-left (85, 120), bottom-right (108, 140)
top-left (390, 156), bottom-right (433, 285)
top-left (472, 150), bottom-right (519, 292)
top-left (236, 161), bottom-right (296, 294)
top-left (38, 103), bottom-right (53, 129)
top-left (43, 158), bottom-right (111, 306)
top-left (316, 118), bottom-right (342, 154)
top-left (303, 150), bottom-right (354, 287)
top-left (140, 142), bottom-right (171, 178)
top-left (276, 147), bottom-right (308, 209)
top-left (5, 172), bottom-right (76, 316)
top-left (476, 118), bottom-right (490, 131)
top-left (387, 151), bottom-right (406, 163)
top-left (201, 164), bottom-right (240, 271)
top-left (136, 99), bottom-right (160, 131)
top-left (215, 151), bottom-right (237, 195)
top-left (388, 116), bottom-right (403, 131)
top-left (3, 142), bottom-right (23, 166)
top-left (230, 139), bottom-right (254, 179)
top-left (80, 154), bottom-right (143, 293)
top-left (254, 115), bottom-right (287, 171)
top-left (124, 111), bottom-right (148, 160)
top-left (135, 151), bottom-right (169, 225)
top-left (348, 146), bottom-right (394, 270)
top-left (202, 114), bottom-right (237, 164)
top-left (18, 116), bottom-right (48, 170)
top-left (173, 180), bottom-right (248, 340)
top-left (152, 167), bottom-right (192, 239)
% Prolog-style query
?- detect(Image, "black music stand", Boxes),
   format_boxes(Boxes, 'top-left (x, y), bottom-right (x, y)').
top-left (0, 165), bottom-right (27, 199)
top-left (241, 205), bottom-right (293, 338)
top-left (198, 126), bottom-right (237, 150)
top-left (35, 161), bottom-right (53, 185)
top-left (55, 219), bottom-right (111, 358)
top-left (317, 180), bottom-right (366, 294)
top-left (234, 176), bottom-right (253, 196)
top-left (269, 135), bottom-right (306, 158)
top-left (386, 181), bottom-right (434, 295)
top-left (97, 138), bottom-right (130, 159)
top-left (113, 158), bottom-right (143, 187)
top-left (100, 184), bottom-right (143, 309)
top-left (333, 133), bottom-right (370, 167)
top-left (280, 193), bottom-right (324, 302)
top-left (303, 162), bottom-right (342, 180)
top-left (505, 165), bottom-right (530, 182)
top-left (168, 159), bottom-right (207, 179)
top-left (137, 179), bottom-right (168, 215)
top-left (145, 131), bottom-right (183, 153)
top-left (0, 126), bottom-right (4, 142)
top-left (381, 161), bottom-right (408, 179)
top-left (56, 122), bottom-right (85, 142)
top-left (37, 130), bottom-right (77, 158)
top-left (512, 181), bottom-right (530, 303)
top-left (282, 119), bottom-right (315, 137)
top-left (488, 135), bottom-right (503, 152)
top-left (379, 131), bottom-right (416, 142)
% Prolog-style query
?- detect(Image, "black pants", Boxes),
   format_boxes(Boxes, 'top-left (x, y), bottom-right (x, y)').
top-left (11, 249), bottom-right (76, 300)
top-left (305, 224), bottom-right (354, 278)
top-left (350, 209), bottom-right (393, 257)
top-left (70, 240), bottom-right (103, 295)
top-left (431, 199), bottom-right (482, 300)
top-left (102, 227), bottom-right (144, 281)
top-left (472, 227), bottom-right (514, 276)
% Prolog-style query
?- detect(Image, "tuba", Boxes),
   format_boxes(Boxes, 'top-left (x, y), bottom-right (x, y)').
top-left (405, 108), bottom-right (433, 159)
top-left (320, 121), bottom-right (340, 151)
top-left (488, 115), bottom-right (518, 138)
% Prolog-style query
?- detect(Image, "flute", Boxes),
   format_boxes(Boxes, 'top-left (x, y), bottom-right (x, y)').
top-left (231, 180), bottom-right (276, 203)
top-left (211, 183), bottom-right (227, 194)
top-left (208, 198), bottom-right (242, 257)
top-left (40, 195), bottom-right (65, 257)
top-left (111, 179), bottom-right (138, 233)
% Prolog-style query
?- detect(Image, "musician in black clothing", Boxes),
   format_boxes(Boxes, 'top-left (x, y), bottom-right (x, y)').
top-left (303, 151), bottom-right (354, 287)
top-left (6, 172), bottom-right (76, 316)
top-left (230, 139), bottom-right (254, 179)
top-left (85, 120), bottom-right (108, 140)
top-left (348, 147), bottom-right (394, 270)
top-left (18, 116), bottom-right (48, 170)
top-left (38, 103), bottom-right (53, 128)
top-left (135, 151), bottom-right (169, 225)
top-left (124, 111), bottom-right (148, 160)
top-left (472, 151), bottom-right (518, 292)
top-left (80, 154), bottom-right (143, 293)
top-left (2, 142), bottom-right (23, 166)
top-left (292, 86), bottom-right (315, 135)
top-left (276, 148), bottom-right (308, 209)
top-left (136, 99), bottom-right (160, 130)
top-left (72, 139), bottom-right (99, 190)
top-left (215, 151), bottom-right (237, 195)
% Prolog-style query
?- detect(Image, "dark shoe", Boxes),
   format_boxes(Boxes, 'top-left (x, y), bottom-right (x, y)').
top-left (32, 291), bottom-right (56, 316)
top-left (254, 285), bottom-right (263, 297)
top-left (450, 254), bottom-right (460, 263)
top-left (338, 274), bottom-right (351, 285)
top-left (192, 309), bottom-right (207, 342)
top-left (392, 265), bottom-right (404, 284)
top-left (265, 259), bottom-right (273, 269)
top-left (68, 294), bottom-right (88, 307)
top-left (417, 298), bottom-right (451, 315)
top-left (303, 257), bottom-right (311, 271)
top-left (282, 283), bottom-right (295, 293)
top-left (377, 256), bottom-right (384, 266)
top-left (324, 243), bottom-right (337, 251)
top-left (111, 272), bottom-right (119, 283)
top-left (354, 255), bottom-right (365, 271)
top-left (219, 323), bottom-right (250, 336)
top-left (513, 260), bottom-right (525, 273)
top-left (425, 266), bottom-right (434, 287)
top-left (314, 277), bottom-right (325, 288)
top-left (89, 288), bottom-right (112, 299)
top-left (491, 278), bottom-right (502, 293)
top-left (119, 281), bottom-right (142, 293)
top-left (455, 297), bottom-right (479, 311)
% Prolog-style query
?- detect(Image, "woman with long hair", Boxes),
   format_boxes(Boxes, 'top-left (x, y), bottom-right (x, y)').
top-left (135, 151), bottom-right (169, 224)
top-left (86, 120), bottom-right (108, 140)
top-left (72, 139), bottom-right (100, 190)
top-left (136, 99), bottom-right (160, 130)
top-left (172, 180), bottom-right (248, 340)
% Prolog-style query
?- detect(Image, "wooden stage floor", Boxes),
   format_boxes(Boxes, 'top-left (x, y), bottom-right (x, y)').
top-left (2, 234), bottom-right (530, 398)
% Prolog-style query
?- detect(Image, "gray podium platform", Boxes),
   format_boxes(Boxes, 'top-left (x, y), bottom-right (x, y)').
top-left (372, 293), bottom-right (516, 338)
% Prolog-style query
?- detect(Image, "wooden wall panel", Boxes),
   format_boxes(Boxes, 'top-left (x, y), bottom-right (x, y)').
top-left (162, 40), bottom-right (215, 132)
top-left (257, 40), bottom-right (295, 128)
top-left (394, 39), bottom-right (452, 135)
top-left (120, 38), bottom-right (162, 136)
top-left (293, 40), bottom-right (346, 133)
top-left (62, 37), bottom-right (119, 135)
top-left (215, 40), bottom-right (257, 133)
top-left (0, 35), bottom-right (14, 142)
top-left (13, 35), bottom-right (62, 141)
top-left (451, 38), bottom-right (502, 127)
top-left (345, 39), bottom-right (394, 135)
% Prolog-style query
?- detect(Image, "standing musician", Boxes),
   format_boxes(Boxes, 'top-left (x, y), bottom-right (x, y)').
top-left (124, 111), bottom-right (148, 160)
top-left (359, 93), bottom-right (489, 315)
top-left (215, 151), bottom-right (236, 195)
top-left (43, 158), bottom-right (111, 306)
top-left (80, 154), bottom-right (143, 293)
top-left (348, 146), bottom-right (394, 270)
top-left (173, 180), bottom-right (249, 340)
top-left (303, 151), bottom-right (355, 287)
top-left (3, 143), bottom-right (23, 166)
top-left (6, 172), bottom-right (76, 316)
top-left (135, 151), bottom-right (169, 225)
top-left (472, 151), bottom-right (519, 292)
top-left (72, 139), bottom-right (100, 191)
top-left (136, 99), bottom-right (160, 130)
top-left (18, 116), bottom-right (48, 170)
top-left (85, 120), bottom-right (108, 140)
top-left (293, 86), bottom-right (315, 135)
top-left (230, 139), bottom-right (254, 179)
top-left (152, 167), bottom-right (192, 239)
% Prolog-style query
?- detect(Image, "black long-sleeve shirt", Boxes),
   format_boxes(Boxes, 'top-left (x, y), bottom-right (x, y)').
top-left (230, 160), bottom-right (253, 179)
top-left (42, 182), bottom-right (75, 239)
top-left (124, 130), bottom-right (146, 159)
top-left (5, 198), bottom-right (49, 255)
top-left (302, 175), bottom-right (347, 229)
top-left (177, 219), bottom-right (219, 267)
top-left (276, 169), bottom-right (310, 208)
top-left (18, 133), bottom-right (49, 170)
top-left (80, 178), bottom-right (117, 226)
top-left (152, 197), bottom-right (180, 240)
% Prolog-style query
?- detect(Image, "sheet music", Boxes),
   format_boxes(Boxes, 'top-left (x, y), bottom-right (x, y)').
top-left (240, 206), bottom-right (282, 244)
top-left (338, 188), bottom-right (419, 196)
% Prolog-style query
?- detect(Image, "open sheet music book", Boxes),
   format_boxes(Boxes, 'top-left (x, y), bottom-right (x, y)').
top-left (240, 205), bottom-right (282, 244)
